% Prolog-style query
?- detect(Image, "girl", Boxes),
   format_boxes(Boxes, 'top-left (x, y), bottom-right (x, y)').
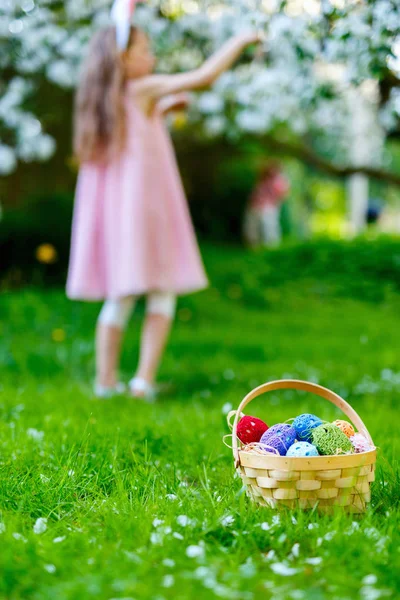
top-left (67, 4), bottom-right (260, 400)
top-left (244, 162), bottom-right (290, 247)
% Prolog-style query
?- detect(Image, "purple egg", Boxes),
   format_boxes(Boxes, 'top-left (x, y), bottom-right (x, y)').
top-left (260, 423), bottom-right (297, 456)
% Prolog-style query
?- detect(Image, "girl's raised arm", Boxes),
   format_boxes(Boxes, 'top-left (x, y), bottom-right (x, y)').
top-left (137, 31), bottom-right (261, 100)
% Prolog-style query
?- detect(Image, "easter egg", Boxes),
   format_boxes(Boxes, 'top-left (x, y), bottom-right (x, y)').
top-left (293, 413), bottom-right (323, 443)
top-left (260, 423), bottom-right (297, 456)
top-left (286, 442), bottom-right (319, 457)
top-left (311, 423), bottom-right (353, 456)
top-left (350, 433), bottom-right (372, 453)
top-left (237, 415), bottom-right (269, 444)
top-left (333, 419), bottom-right (355, 438)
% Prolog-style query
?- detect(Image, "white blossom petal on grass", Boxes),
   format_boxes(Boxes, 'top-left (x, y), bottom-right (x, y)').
top-left (291, 543), bottom-right (300, 557)
top-left (150, 532), bottom-right (163, 545)
top-left (264, 549), bottom-right (276, 562)
top-left (152, 518), bottom-right (164, 528)
top-left (260, 522), bottom-right (271, 531)
top-left (176, 515), bottom-right (191, 527)
top-left (13, 533), bottom-right (27, 543)
top-left (221, 402), bottom-right (233, 415)
top-left (40, 474), bottom-right (50, 484)
top-left (53, 536), bottom-right (66, 544)
top-left (124, 551), bottom-right (141, 564)
top-left (186, 544), bottom-right (205, 559)
top-left (305, 557), bottom-right (323, 565)
top-left (33, 518), bottom-right (47, 535)
top-left (26, 428), bottom-right (44, 442)
top-left (270, 562), bottom-right (300, 576)
top-left (360, 588), bottom-right (391, 600)
top-left (239, 558), bottom-right (256, 578)
top-left (365, 527), bottom-right (380, 539)
top-left (278, 533), bottom-right (287, 544)
top-left (345, 521), bottom-right (360, 535)
top-left (162, 575), bottom-right (175, 588)
top-left (0, 523), bottom-right (5, 534)
top-left (173, 532), bottom-right (184, 540)
top-left (363, 575), bottom-right (378, 586)
top-left (44, 564), bottom-right (56, 574)
top-left (166, 494), bottom-right (178, 501)
top-left (375, 536), bottom-right (389, 553)
top-left (162, 558), bottom-right (175, 568)
top-left (220, 514), bottom-right (234, 527)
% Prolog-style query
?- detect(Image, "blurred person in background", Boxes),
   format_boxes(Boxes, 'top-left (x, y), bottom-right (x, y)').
top-left (366, 197), bottom-right (384, 226)
top-left (243, 161), bottom-right (290, 247)
top-left (67, 0), bottom-right (261, 400)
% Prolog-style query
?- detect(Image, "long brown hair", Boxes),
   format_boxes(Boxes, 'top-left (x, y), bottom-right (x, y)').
top-left (73, 26), bottom-right (135, 163)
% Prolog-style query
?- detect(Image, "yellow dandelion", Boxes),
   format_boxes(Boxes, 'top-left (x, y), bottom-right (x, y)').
top-left (178, 308), bottom-right (192, 322)
top-left (227, 284), bottom-right (243, 300)
top-left (173, 112), bottom-right (187, 130)
top-left (36, 243), bottom-right (58, 264)
top-left (52, 328), bottom-right (66, 342)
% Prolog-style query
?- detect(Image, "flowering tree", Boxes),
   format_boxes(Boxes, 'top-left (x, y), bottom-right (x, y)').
top-left (1, 0), bottom-right (399, 185)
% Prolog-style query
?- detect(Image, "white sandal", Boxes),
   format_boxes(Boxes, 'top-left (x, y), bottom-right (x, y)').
top-left (94, 382), bottom-right (126, 399)
top-left (129, 377), bottom-right (156, 403)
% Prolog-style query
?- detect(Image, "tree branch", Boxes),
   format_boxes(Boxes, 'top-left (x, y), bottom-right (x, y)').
top-left (263, 135), bottom-right (400, 187)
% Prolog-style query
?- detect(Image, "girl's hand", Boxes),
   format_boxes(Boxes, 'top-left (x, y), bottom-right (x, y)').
top-left (240, 30), bottom-right (265, 46)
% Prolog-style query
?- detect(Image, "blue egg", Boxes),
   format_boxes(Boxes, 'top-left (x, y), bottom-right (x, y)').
top-left (286, 442), bottom-right (319, 457)
top-left (293, 414), bottom-right (323, 443)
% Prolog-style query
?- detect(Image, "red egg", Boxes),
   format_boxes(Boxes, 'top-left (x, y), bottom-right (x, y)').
top-left (237, 415), bottom-right (269, 444)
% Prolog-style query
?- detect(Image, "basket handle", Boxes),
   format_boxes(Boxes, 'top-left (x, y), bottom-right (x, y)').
top-left (232, 379), bottom-right (374, 467)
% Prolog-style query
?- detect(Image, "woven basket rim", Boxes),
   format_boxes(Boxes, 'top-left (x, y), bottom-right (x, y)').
top-left (238, 448), bottom-right (377, 470)
top-left (239, 448), bottom-right (376, 459)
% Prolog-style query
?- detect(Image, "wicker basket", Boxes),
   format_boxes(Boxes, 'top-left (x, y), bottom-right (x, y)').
top-left (231, 380), bottom-right (376, 513)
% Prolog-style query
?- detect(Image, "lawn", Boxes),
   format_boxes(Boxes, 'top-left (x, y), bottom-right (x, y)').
top-left (0, 240), bottom-right (399, 600)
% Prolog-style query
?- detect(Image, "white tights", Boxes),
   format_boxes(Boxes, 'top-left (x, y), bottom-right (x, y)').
top-left (244, 205), bottom-right (282, 247)
top-left (98, 292), bottom-right (176, 330)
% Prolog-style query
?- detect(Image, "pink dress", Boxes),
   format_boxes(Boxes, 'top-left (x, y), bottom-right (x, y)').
top-left (249, 174), bottom-right (289, 211)
top-left (67, 84), bottom-right (208, 301)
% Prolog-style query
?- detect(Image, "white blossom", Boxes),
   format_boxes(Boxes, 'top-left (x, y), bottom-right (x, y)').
top-left (270, 562), bottom-right (300, 576)
top-left (0, 145), bottom-right (17, 175)
top-left (53, 536), bottom-right (66, 544)
top-left (44, 564), bottom-right (56, 573)
top-left (186, 544), bottom-right (205, 558)
top-left (33, 518), bottom-right (48, 535)
top-left (26, 428), bottom-right (44, 442)
top-left (0, 0), bottom-right (399, 173)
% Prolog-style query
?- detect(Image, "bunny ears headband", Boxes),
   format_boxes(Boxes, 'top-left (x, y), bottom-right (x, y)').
top-left (111, 0), bottom-right (143, 50)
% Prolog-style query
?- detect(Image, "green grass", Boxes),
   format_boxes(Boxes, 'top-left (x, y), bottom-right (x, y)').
top-left (0, 241), bottom-right (400, 600)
